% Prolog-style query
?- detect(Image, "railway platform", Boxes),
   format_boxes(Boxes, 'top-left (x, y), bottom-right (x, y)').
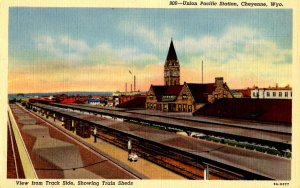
top-left (8, 104), bottom-right (143, 179)
top-left (25, 102), bottom-right (291, 180)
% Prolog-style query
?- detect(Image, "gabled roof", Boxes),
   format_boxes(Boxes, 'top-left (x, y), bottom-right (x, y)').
top-left (150, 85), bottom-right (184, 102)
top-left (186, 83), bottom-right (216, 103)
top-left (166, 40), bottom-right (178, 61)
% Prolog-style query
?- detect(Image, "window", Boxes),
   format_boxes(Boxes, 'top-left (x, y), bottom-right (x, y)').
top-left (285, 92), bottom-right (288, 97)
top-left (188, 105), bottom-right (192, 112)
top-left (253, 92), bottom-right (256, 97)
top-left (182, 94), bottom-right (188, 100)
top-left (279, 92), bottom-right (282, 97)
top-left (178, 104), bottom-right (182, 111)
top-left (273, 92), bottom-right (276, 97)
top-left (148, 95), bottom-right (154, 100)
top-left (266, 92), bottom-right (270, 97)
top-left (291, 92), bottom-right (292, 97)
top-left (183, 104), bottom-right (187, 112)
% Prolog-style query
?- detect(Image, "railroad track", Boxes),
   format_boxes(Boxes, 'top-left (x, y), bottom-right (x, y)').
top-left (19, 103), bottom-right (241, 180)
top-left (54, 103), bottom-right (291, 134)
top-left (46, 103), bottom-right (291, 148)
top-left (25, 102), bottom-right (292, 180)
top-left (96, 129), bottom-right (243, 180)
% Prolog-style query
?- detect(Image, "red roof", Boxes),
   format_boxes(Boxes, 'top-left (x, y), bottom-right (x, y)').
top-left (236, 89), bottom-right (252, 98)
top-left (117, 96), bottom-right (146, 109)
top-left (29, 98), bottom-right (55, 104)
top-left (60, 98), bottom-right (77, 104)
top-left (150, 83), bottom-right (218, 103)
top-left (186, 83), bottom-right (216, 103)
top-left (151, 85), bottom-right (184, 102)
top-left (258, 87), bottom-right (292, 91)
top-left (193, 98), bottom-right (291, 124)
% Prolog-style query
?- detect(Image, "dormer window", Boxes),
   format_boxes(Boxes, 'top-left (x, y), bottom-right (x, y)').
top-left (148, 94), bottom-right (154, 100)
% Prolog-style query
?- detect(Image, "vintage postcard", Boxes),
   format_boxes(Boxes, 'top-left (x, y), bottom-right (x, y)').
top-left (0, 0), bottom-right (299, 188)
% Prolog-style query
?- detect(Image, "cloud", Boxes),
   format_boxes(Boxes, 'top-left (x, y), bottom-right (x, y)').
top-left (9, 38), bottom-right (162, 93)
top-left (10, 24), bottom-right (292, 93)
top-left (175, 26), bottom-right (292, 88)
top-left (8, 59), bottom-right (164, 93)
top-left (34, 34), bottom-right (160, 67)
top-left (119, 22), bottom-right (176, 52)
top-left (87, 42), bottom-right (160, 67)
top-left (35, 35), bottom-right (90, 61)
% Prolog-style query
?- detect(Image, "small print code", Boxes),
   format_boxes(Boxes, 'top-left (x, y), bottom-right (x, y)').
top-left (274, 182), bottom-right (289, 186)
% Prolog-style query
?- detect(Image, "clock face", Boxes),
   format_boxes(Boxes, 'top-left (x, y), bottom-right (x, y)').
top-left (172, 71), bottom-right (178, 76)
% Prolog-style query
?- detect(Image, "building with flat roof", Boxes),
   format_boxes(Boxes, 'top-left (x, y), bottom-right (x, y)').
top-left (251, 84), bottom-right (292, 99)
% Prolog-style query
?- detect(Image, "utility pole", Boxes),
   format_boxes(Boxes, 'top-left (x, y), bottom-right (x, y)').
top-left (134, 75), bottom-right (136, 92)
top-left (202, 60), bottom-right (203, 84)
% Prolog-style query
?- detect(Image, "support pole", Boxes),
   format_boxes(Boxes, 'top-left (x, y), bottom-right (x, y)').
top-left (204, 164), bottom-right (209, 180)
top-left (128, 139), bottom-right (132, 154)
top-left (93, 127), bottom-right (97, 143)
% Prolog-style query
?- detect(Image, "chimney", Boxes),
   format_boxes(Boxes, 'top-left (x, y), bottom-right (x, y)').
top-left (276, 83), bottom-right (278, 88)
top-left (134, 75), bottom-right (136, 92)
top-left (215, 77), bottom-right (224, 87)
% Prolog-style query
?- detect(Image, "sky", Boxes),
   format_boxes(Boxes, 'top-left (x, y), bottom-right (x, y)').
top-left (8, 8), bottom-right (292, 93)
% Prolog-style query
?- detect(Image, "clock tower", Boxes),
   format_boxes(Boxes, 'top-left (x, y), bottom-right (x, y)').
top-left (164, 39), bottom-right (180, 86)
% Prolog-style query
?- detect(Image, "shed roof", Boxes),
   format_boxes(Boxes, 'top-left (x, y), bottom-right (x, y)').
top-left (193, 98), bottom-right (291, 124)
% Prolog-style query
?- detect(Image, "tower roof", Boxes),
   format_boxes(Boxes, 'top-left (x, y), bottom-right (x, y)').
top-left (166, 39), bottom-right (178, 61)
